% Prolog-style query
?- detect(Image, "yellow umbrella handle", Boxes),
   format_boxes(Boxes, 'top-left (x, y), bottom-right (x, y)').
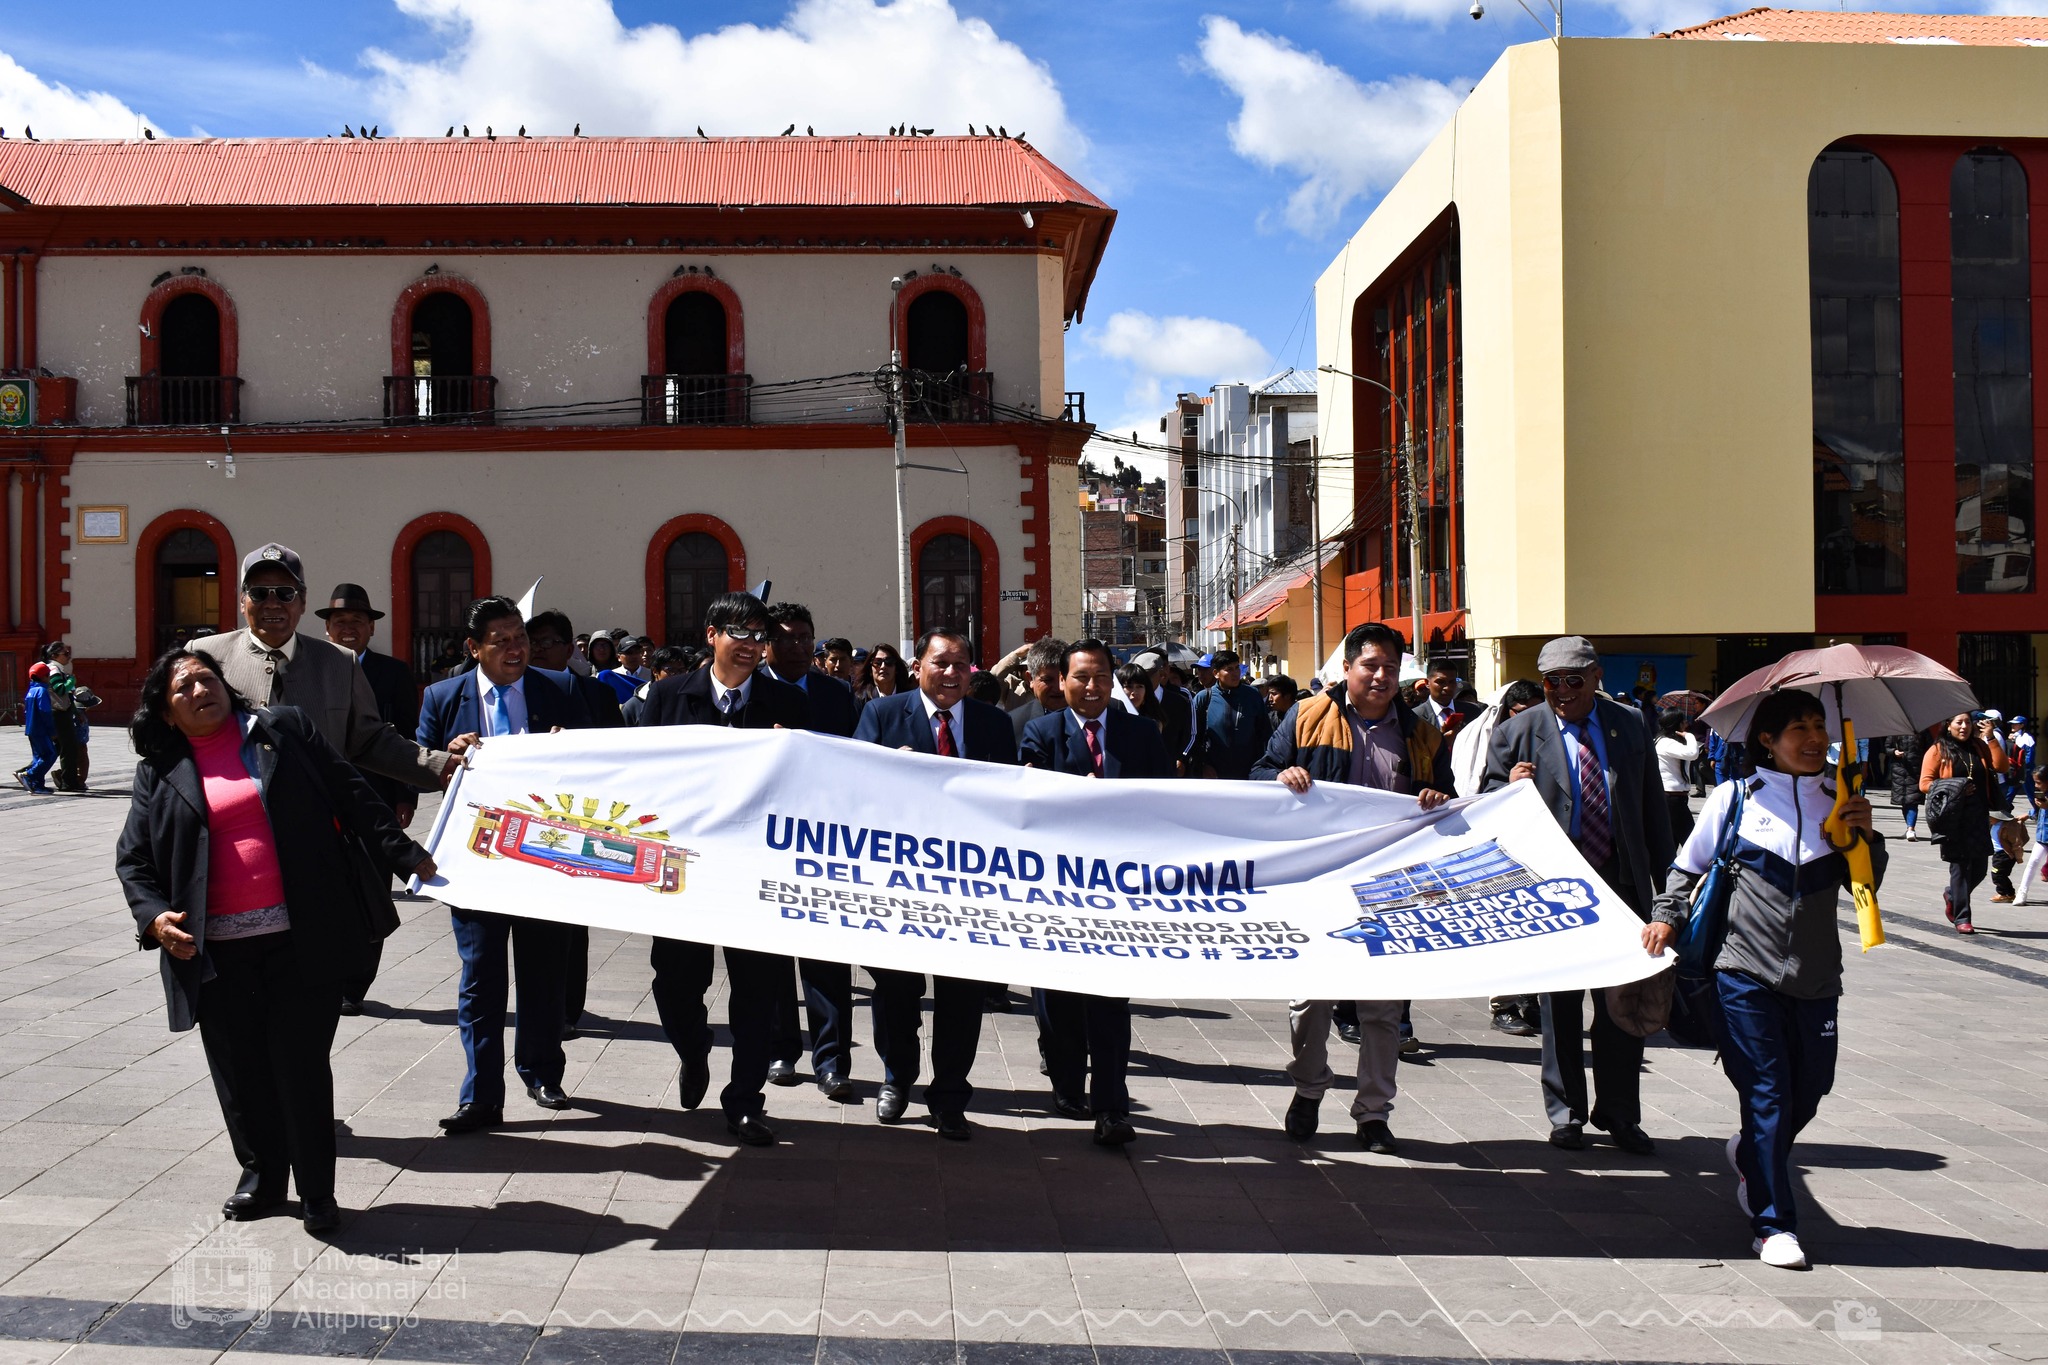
top-left (1824, 715), bottom-right (1886, 952)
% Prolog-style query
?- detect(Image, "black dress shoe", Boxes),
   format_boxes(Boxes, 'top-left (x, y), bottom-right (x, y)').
top-left (526, 1083), bottom-right (570, 1110)
top-left (337, 999), bottom-right (364, 1018)
top-left (876, 1084), bottom-right (909, 1124)
top-left (816, 1070), bottom-right (854, 1101)
top-left (1335, 1021), bottom-right (1363, 1046)
top-left (560, 1022), bottom-right (580, 1041)
top-left (766, 1060), bottom-right (800, 1087)
top-left (1050, 1092), bottom-right (1091, 1122)
top-left (726, 1116), bottom-right (778, 1147)
top-left (222, 1191), bottom-right (287, 1221)
top-left (935, 1109), bottom-right (972, 1141)
top-left (983, 988), bottom-right (1013, 1013)
top-left (438, 1102), bottom-right (502, 1134)
top-left (678, 1051), bottom-right (711, 1111)
top-left (1594, 1118), bottom-right (1657, 1155)
top-left (1093, 1113), bottom-right (1136, 1146)
top-left (1284, 1095), bottom-right (1320, 1141)
top-left (1356, 1119), bottom-right (1399, 1154)
top-left (301, 1197), bottom-right (341, 1234)
top-left (1549, 1123), bottom-right (1585, 1151)
top-left (1490, 1009), bottom-right (1538, 1037)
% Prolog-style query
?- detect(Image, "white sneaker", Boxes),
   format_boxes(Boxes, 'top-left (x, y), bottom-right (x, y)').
top-left (1727, 1133), bottom-right (1751, 1217)
top-left (1754, 1232), bottom-right (1808, 1269)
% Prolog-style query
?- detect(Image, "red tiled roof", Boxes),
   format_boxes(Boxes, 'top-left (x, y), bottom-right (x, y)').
top-left (0, 135), bottom-right (1109, 211)
top-left (1660, 8), bottom-right (2048, 44)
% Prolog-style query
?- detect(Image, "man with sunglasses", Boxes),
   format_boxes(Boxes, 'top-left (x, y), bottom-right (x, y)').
top-left (1481, 636), bottom-right (1674, 1156)
top-left (639, 591), bottom-right (810, 1147)
top-left (192, 544), bottom-right (464, 794)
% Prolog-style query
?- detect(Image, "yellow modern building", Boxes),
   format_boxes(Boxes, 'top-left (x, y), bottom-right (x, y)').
top-left (1314, 8), bottom-right (2048, 714)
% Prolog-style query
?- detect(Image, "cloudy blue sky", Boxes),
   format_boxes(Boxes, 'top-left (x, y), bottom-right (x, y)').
top-left (1, 0), bottom-right (2017, 461)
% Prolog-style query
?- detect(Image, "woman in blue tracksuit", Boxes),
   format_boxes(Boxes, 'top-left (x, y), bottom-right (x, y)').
top-left (1645, 689), bottom-right (1882, 1272)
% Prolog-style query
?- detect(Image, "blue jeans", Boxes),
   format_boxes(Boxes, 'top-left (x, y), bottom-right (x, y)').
top-left (450, 909), bottom-right (567, 1108)
top-left (1716, 971), bottom-right (1838, 1239)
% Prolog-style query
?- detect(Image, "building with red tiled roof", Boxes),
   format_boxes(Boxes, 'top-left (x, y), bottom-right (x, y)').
top-left (1660, 7), bottom-right (2048, 45)
top-left (1314, 20), bottom-right (2048, 714)
top-left (0, 134), bottom-right (1114, 701)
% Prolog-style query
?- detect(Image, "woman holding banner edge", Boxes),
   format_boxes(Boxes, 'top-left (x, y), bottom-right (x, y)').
top-left (1646, 689), bottom-right (1882, 1272)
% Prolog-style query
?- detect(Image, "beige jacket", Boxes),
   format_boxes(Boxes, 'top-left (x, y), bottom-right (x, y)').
top-left (189, 628), bottom-right (449, 790)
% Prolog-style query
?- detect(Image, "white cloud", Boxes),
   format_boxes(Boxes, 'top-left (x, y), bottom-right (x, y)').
top-left (1091, 310), bottom-right (1272, 381)
top-left (0, 49), bottom-right (147, 137)
top-left (1197, 17), bottom-right (1467, 236)
top-left (361, 0), bottom-right (1086, 168)
top-left (1338, 0), bottom-right (1467, 24)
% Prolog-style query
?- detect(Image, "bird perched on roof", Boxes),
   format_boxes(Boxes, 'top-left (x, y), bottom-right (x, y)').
top-left (342, 125), bottom-right (354, 138)
top-left (143, 128), bottom-right (155, 139)
top-left (696, 125), bottom-right (706, 137)
top-left (445, 126), bottom-right (454, 136)
top-left (999, 125), bottom-right (1007, 137)
top-left (518, 125), bottom-right (527, 137)
top-left (806, 125), bottom-right (814, 135)
top-left (573, 123), bottom-right (581, 136)
top-left (370, 125), bottom-right (379, 137)
top-left (967, 124), bottom-right (977, 135)
top-left (23, 127), bottom-right (32, 140)
top-left (782, 123), bottom-right (795, 135)
top-left (1013, 130), bottom-right (1024, 140)
top-left (463, 124), bottom-right (470, 136)
top-left (486, 126), bottom-right (495, 139)
top-left (918, 127), bottom-right (933, 136)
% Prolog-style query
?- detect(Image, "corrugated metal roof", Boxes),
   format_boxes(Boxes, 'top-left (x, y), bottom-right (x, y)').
top-left (1202, 545), bottom-right (1339, 631)
top-left (0, 135), bottom-right (1111, 210)
top-left (1251, 367), bottom-right (1318, 397)
top-left (1660, 8), bottom-right (2048, 44)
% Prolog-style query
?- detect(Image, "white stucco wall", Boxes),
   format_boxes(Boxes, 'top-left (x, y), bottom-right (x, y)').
top-left (38, 250), bottom-right (1060, 427)
top-left (64, 442), bottom-right (1035, 662)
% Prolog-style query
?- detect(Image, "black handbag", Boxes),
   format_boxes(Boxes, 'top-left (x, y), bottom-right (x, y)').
top-left (1924, 775), bottom-right (1978, 839)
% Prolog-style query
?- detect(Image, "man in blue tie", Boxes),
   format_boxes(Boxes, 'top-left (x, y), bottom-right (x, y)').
top-left (1481, 636), bottom-right (1674, 1155)
top-left (853, 627), bottom-right (1017, 1139)
top-left (417, 596), bottom-right (592, 1134)
top-left (638, 591), bottom-right (810, 1146)
top-left (1019, 639), bottom-right (1174, 1146)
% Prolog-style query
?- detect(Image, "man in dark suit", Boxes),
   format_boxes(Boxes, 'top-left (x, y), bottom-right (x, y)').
top-left (1481, 635), bottom-right (1675, 1156)
top-left (418, 596), bottom-right (591, 1134)
top-left (1020, 639), bottom-right (1173, 1147)
top-left (317, 583), bottom-right (419, 1015)
top-left (853, 626), bottom-right (1018, 1139)
top-left (525, 609), bottom-right (621, 1039)
top-left (639, 591), bottom-right (810, 1146)
top-left (760, 602), bottom-right (860, 1100)
top-left (1417, 657), bottom-right (1484, 738)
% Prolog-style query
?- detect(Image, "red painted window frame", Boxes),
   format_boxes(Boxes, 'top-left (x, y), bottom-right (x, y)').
top-left (133, 508), bottom-right (237, 664)
top-left (389, 276), bottom-right (493, 378)
top-left (390, 512), bottom-right (492, 668)
top-left (891, 273), bottom-right (987, 372)
top-left (140, 276), bottom-right (239, 378)
top-left (645, 276), bottom-right (746, 375)
top-left (644, 513), bottom-right (747, 645)
top-left (910, 514), bottom-right (1000, 662)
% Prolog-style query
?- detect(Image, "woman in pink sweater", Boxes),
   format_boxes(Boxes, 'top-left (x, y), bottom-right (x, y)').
top-left (116, 648), bottom-right (435, 1234)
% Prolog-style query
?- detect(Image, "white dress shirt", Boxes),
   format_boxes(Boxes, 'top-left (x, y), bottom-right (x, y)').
top-left (709, 668), bottom-right (754, 717)
top-left (918, 689), bottom-right (966, 751)
top-left (477, 671), bottom-right (530, 737)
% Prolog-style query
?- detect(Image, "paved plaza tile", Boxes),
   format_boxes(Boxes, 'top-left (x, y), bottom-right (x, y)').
top-left (0, 732), bottom-right (2044, 1362)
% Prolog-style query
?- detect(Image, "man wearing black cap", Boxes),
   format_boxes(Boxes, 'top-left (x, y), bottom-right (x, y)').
top-left (1481, 635), bottom-right (1673, 1156)
top-left (317, 583), bottom-right (423, 1014)
top-left (192, 544), bottom-right (464, 792)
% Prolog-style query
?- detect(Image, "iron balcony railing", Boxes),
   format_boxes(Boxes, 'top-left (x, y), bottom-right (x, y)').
top-left (906, 369), bottom-right (994, 424)
top-left (640, 374), bottom-right (753, 425)
top-left (1062, 391), bottom-right (1087, 424)
top-left (383, 375), bottom-right (497, 425)
top-left (125, 376), bottom-right (244, 426)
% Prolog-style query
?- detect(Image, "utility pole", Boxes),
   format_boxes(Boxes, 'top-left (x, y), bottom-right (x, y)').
top-left (889, 276), bottom-right (914, 656)
top-left (1308, 435), bottom-right (1324, 674)
top-left (1318, 365), bottom-right (1426, 668)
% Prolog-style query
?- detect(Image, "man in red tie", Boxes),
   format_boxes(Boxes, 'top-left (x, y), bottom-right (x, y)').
top-left (852, 628), bottom-right (1017, 1138)
top-left (1481, 636), bottom-right (1675, 1155)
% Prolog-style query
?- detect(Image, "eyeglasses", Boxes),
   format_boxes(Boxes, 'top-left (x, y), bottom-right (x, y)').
top-left (245, 585), bottom-right (301, 604)
top-left (719, 626), bottom-right (772, 643)
top-left (1542, 672), bottom-right (1588, 690)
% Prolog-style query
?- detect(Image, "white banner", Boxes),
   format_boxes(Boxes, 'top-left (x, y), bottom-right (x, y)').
top-left (418, 727), bottom-right (1669, 1000)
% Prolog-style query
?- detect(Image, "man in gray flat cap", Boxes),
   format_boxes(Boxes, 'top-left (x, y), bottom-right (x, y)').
top-left (1481, 635), bottom-right (1673, 1156)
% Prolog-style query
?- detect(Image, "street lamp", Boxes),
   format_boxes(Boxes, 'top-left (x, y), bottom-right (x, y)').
top-left (888, 276), bottom-right (914, 656)
top-left (1319, 364), bottom-right (1427, 668)
top-left (1193, 485), bottom-right (1249, 657)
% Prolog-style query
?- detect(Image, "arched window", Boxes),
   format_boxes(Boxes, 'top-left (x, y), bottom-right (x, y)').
top-left (409, 530), bottom-right (475, 681)
top-left (388, 278), bottom-right (494, 424)
top-left (664, 534), bottom-right (729, 644)
top-left (644, 514), bottom-right (746, 645)
top-left (154, 528), bottom-right (222, 655)
top-left (1952, 149), bottom-right (2033, 594)
top-left (1809, 147), bottom-right (1905, 595)
top-left (893, 276), bottom-right (989, 422)
top-left (133, 278), bottom-right (240, 426)
top-left (645, 278), bottom-right (747, 424)
top-left (919, 533), bottom-right (981, 656)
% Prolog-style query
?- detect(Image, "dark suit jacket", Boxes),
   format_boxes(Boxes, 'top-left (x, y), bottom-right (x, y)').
top-left (777, 667), bottom-right (859, 738)
top-left (115, 706), bottom-right (430, 1032)
top-left (1479, 695), bottom-right (1675, 916)
top-left (1020, 706), bottom-right (1175, 779)
top-left (354, 648), bottom-right (420, 811)
top-left (574, 673), bottom-right (626, 729)
top-left (416, 666), bottom-right (591, 748)
top-left (638, 665), bottom-right (812, 731)
top-left (855, 689), bottom-right (1017, 764)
